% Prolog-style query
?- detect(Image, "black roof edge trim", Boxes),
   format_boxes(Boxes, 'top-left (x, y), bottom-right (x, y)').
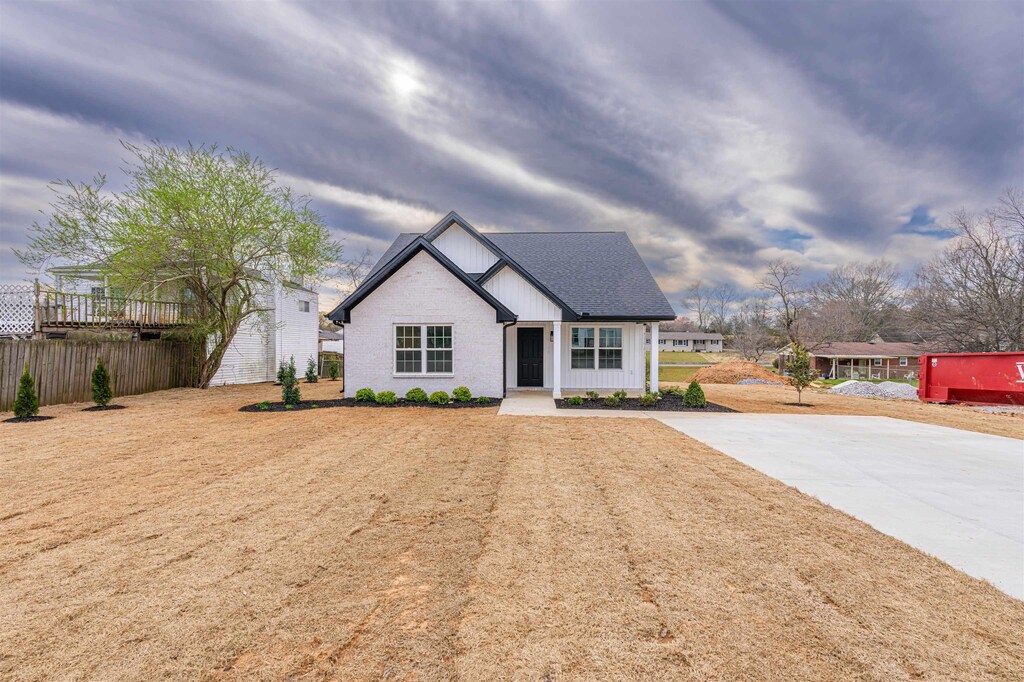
top-left (476, 259), bottom-right (507, 285)
top-left (424, 211), bottom-right (580, 320)
top-left (564, 315), bottom-right (677, 323)
top-left (326, 237), bottom-right (516, 324)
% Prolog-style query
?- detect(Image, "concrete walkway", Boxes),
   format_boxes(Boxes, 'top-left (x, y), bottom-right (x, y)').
top-left (498, 392), bottom-right (1024, 599)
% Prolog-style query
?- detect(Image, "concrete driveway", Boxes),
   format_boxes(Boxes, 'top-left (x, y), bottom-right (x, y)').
top-left (659, 414), bottom-right (1024, 599)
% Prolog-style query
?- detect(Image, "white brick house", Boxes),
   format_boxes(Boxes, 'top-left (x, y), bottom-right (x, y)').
top-left (329, 212), bottom-right (675, 397)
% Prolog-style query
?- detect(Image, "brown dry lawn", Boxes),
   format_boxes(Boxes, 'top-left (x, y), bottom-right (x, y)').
top-left (2, 382), bottom-right (1023, 681)
top-left (660, 381), bottom-right (1024, 440)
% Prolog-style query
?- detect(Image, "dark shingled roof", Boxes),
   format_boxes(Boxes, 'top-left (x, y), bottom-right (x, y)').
top-left (365, 229), bottom-right (675, 320)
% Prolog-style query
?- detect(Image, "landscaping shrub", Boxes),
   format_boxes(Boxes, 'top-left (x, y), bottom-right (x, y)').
top-left (13, 364), bottom-right (39, 418)
top-left (638, 392), bottom-right (658, 406)
top-left (429, 390), bottom-right (450, 405)
top-left (375, 390), bottom-right (398, 405)
top-left (683, 380), bottom-right (706, 408)
top-left (280, 356), bottom-right (301, 406)
top-left (257, 401), bottom-right (270, 411)
top-left (585, 390), bottom-right (599, 400)
top-left (788, 343), bottom-right (813, 405)
top-left (452, 386), bottom-right (472, 402)
top-left (355, 388), bottom-right (376, 402)
top-left (603, 395), bottom-right (620, 407)
top-left (566, 396), bottom-right (584, 405)
top-left (663, 385), bottom-right (683, 397)
top-left (326, 360), bottom-right (340, 381)
top-left (613, 389), bottom-right (628, 400)
top-left (91, 358), bottom-right (113, 407)
top-left (405, 387), bottom-right (428, 402)
top-left (305, 356), bottom-right (319, 383)
top-left (476, 396), bottom-right (491, 404)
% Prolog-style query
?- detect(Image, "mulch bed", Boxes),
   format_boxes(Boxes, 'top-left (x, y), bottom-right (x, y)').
top-left (240, 397), bottom-right (502, 413)
top-left (556, 395), bottom-right (737, 412)
top-left (3, 416), bottom-right (55, 423)
top-left (82, 405), bottom-right (128, 412)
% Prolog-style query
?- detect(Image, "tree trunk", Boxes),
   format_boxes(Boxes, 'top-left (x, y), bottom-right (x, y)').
top-left (196, 322), bottom-right (242, 388)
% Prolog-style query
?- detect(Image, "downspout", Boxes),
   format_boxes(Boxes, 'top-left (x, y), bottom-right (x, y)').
top-left (502, 320), bottom-right (516, 398)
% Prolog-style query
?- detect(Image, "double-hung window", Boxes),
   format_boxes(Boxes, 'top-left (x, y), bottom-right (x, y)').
top-left (599, 328), bottom-right (622, 368)
top-left (899, 357), bottom-right (908, 367)
top-left (570, 326), bottom-right (623, 370)
top-left (395, 324), bottom-right (453, 374)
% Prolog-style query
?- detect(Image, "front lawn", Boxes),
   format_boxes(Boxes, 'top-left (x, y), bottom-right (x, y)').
top-left (658, 365), bottom-right (700, 383)
top-left (2, 382), bottom-right (1021, 679)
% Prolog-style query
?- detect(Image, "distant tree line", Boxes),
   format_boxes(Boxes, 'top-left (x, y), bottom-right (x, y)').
top-left (678, 188), bottom-right (1024, 359)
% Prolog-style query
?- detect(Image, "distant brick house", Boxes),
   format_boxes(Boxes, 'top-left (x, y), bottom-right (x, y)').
top-left (778, 338), bottom-right (936, 380)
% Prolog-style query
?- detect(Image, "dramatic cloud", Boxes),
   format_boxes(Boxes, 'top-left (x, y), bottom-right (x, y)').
top-left (1, 1), bottom-right (1021, 311)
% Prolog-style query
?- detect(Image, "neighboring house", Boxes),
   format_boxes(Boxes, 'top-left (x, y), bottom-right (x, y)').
top-left (319, 327), bottom-right (344, 354)
top-left (43, 266), bottom-right (319, 386)
top-left (328, 212), bottom-right (675, 397)
top-left (651, 331), bottom-right (724, 352)
top-left (778, 337), bottom-right (935, 380)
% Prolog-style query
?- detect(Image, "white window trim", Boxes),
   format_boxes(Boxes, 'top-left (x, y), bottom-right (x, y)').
top-left (873, 358), bottom-right (883, 367)
top-left (570, 325), bottom-right (624, 371)
top-left (899, 357), bottom-right (908, 367)
top-left (393, 323), bottom-right (454, 377)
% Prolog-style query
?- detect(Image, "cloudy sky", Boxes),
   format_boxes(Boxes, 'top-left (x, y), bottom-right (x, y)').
top-left (1, 1), bottom-right (1021, 312)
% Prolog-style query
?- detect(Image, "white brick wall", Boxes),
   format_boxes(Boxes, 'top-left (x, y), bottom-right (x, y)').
top-left (345, 251), bottom-right (505, 397)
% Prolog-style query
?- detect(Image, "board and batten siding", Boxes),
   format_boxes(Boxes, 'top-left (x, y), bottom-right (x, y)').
top-left (482, 267), bottom-right (561, 321)
top-left (504, 322), bottom-right (646, 391)
top-left (432, 224), bottom-right (499, 274)
top-left (560, 322), bottom-right (645, 390)
top-left (344, 250), bottom-right (504, 397)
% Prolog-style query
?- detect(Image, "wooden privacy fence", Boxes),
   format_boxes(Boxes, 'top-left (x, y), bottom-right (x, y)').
top-left (0, 340), bottom-right (200, 411)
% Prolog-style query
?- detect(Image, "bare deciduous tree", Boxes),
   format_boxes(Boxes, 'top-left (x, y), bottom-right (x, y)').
top-left (338, 247), bottom-right (376, 297)
top-left (912, 189), bottom-right (1024, 352)
top-left (810, 260), bottom-right (904, 341)
top-left (730, 298), bottom-right (777, 362)
top-left (709, 283), bottom-right (737, 334)
top-left (681, 281), bottom-right (711, 331)
top-left (759, 259), bottom-right (806, 344)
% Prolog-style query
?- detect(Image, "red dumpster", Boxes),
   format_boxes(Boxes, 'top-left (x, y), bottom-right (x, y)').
top-left (918, 352), bottom-right (1024, 405)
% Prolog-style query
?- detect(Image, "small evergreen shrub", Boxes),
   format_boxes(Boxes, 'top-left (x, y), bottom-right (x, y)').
top-left (638, 392), bottom-right (658, 406)
top-left (285, 404), bottom-right (294, 410)
top-left (476, 396), bottom-right (491, 404)
top-left (257, 401), bottom-right (270, 411)
top-left (428, 390), bottom-right (450, 405)
top-left (355, 388), bottom-right (376, 402)
top-left (305, 356), bottom-right (319, 383)
top-left (280, 356), bottom-right (301, 406)
top-left (452, 385), bottom-right (472, 402)
top-left (663, 385), bottom-right (683, 397)
top-left (603, 395), bottom-right (620, 407)
top-left (405, 387), bottom-right (428, 402)
top-left (613, 389), bottom-right (628, 400)
top-left (585, 390), bottom-right (599, 400)
top-left (91, 358), bottom-right (113, 407)
top-left (326, 360), bottom-right (340, 381)
top-left (375, 390), bottom-right (398, 405)
top-left (683, 380), bottom-right (707, 408)
top-left (13, 364), bottom-right (39, 418)
top-left (566, 396), bottom-right (584, 405)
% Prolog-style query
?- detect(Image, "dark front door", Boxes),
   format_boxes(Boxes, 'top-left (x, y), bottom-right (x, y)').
top-left (517, 327), bottom-right (544, 387)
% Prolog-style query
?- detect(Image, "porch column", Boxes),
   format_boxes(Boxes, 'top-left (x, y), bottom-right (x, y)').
top-left (552, 321), bottom-right (562, 398)
top-left (650, 322), bottom-right (659, 393)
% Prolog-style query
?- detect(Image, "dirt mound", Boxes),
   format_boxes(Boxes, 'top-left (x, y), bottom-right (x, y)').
top-left (692, 360), bottom-right (791, 385)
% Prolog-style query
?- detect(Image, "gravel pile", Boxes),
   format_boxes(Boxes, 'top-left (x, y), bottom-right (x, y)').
top-left (737, 378), bottom-right (784, 386)
top-left (827, 380), bottom-right (919, 400)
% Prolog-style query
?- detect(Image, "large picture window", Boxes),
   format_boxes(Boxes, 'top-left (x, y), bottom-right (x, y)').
top-left (570, 326), bottom-right (623, 370)
top-left (395, 324), bottom-right (453, 374)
